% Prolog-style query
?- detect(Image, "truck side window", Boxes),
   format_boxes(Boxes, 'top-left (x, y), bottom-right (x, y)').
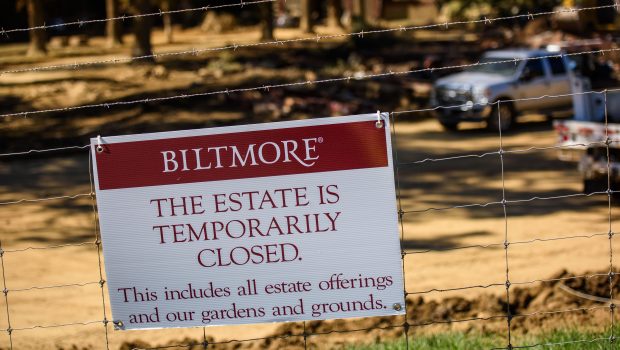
top-left (522, 60), bottom-right (545, 80)
top-left (548, 57), bottom-right (567, 75)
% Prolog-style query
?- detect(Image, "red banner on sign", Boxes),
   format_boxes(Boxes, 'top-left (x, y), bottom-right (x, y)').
top-left (95, 121), bottom-right (388, 190)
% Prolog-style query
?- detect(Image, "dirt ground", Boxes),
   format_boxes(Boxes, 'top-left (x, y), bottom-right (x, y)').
top-left (1, 117), bottom-right (618, 349)
top-left (1, 26), bottom-right (619, 349)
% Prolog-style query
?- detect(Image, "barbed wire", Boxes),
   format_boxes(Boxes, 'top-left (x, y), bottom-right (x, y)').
top-left (0, 0), bottom-right (277, 36)
top-left (394, 88), bottom-right (616, 116)
top-left (0, 99), bottom-right (612, 163)
top-left (0, 82), bottom-right (611, 207)
top-left (1, 4), bottom-right (616, 76)
top-left (2, 5), bottom-right (619, 349)
top-left (2, 47), bottom-right (620, 120)
top-left (0, 117), bottom-right (609, 164)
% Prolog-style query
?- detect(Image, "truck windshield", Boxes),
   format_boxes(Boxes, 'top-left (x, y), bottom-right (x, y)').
top-left (466, 57), bottom-right (520, 77)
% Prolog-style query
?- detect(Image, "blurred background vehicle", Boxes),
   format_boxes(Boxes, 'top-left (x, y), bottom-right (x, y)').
top-left (555, 90), bottom-right (620, 193)
top-left (431, 49), bottom-right (575, 131)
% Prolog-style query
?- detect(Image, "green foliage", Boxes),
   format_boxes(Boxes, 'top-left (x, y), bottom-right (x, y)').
top-left (345, 327), bottom-right (618, 350)
top-left (344, 332), bottom-right (503, 350)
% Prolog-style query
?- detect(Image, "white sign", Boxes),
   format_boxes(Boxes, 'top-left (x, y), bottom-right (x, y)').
top-left (91, 114), bottom-right (404, 330)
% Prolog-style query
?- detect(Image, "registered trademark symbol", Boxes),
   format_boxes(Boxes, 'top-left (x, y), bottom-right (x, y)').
top-left (318, 137), bottom-right (324, 143)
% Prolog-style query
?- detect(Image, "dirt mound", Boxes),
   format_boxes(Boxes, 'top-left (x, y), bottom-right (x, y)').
top-left (120, 269), bottom-right (619, 350)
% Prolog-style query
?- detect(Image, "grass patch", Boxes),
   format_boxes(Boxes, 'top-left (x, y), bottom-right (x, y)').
top-left (345, 327), bottom-right (617, 349)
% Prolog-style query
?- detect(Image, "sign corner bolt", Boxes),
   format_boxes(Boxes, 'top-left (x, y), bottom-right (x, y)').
top-left (96, 135), bottom-right (104, 153)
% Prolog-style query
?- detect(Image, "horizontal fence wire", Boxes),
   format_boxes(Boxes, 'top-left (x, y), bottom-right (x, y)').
top-left (398, 141), bottom-right (613, 166)
top-left (2, 241), bottom-right (94, 253)
top-left (405, 273), bottom-right (611, 295)
top-left (1, 273), bottom-right (608, 323)
top-left (405, 232), bottom-right (611, 255)
top-left (498, 337), bottom-right (610, 349)
top-left (3, 48), bottom-right (620, 120)
top-left (394, 88), bottom-right (619, 116)
top-left (0, 165), bottom-right (610, 209)
top-left (0, 193), bottom-right (92, 206)
top-left (7, 281), bottom-right (101, 293)
top-left (0, 4), bottom-right (616, 76)
top-left (1, 139), bottom-right (605, 163)
top-left (10, 320), bottom-right (104, 332)
top-left (403, 191), bottom-right (612, 214)
top-left (0, 145), bottom-right (90, 157)
top-left (406, 282), bottom-right (505, 295)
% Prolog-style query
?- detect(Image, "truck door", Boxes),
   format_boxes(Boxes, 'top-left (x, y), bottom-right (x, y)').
top-left (513, 59), bottom-right (549, 111)
top-left (545, 56), bottom-right (573, 109)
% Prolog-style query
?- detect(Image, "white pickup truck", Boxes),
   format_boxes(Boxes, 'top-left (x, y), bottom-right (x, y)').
top-left (431, 49), bottom-right (575, 131)
top-left (554, 91), bottom-right (620, 193)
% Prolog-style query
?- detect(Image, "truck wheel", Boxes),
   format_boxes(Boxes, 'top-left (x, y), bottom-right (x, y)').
top-left (439, 121), bottom-right (459, 131)
top-left (488, 103), bottom-right (514, 132)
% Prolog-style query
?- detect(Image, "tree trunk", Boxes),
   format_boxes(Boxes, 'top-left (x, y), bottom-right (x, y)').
top-left (161, 0), bottom-right (173, 44)
top-left (300, 0), bottom-right (314, 33)
top-left (131, 0), bottom-right (154, 60)
top-left (106, 0), bottom-right (123, 48)
top-left (352, 0), bottom-right (367, 31)
top-left (260, 2), bottom-right (274, 41)
top-left (327, 0), bottom-right (342, 28)
top-left (26, 0), bottom-right (46, 56)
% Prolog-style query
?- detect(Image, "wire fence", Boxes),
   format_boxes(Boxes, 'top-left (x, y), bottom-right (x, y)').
top-left (1, 3), bottom-right (616, 76)
top-left (0, 1), bottom-right (618, 350)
